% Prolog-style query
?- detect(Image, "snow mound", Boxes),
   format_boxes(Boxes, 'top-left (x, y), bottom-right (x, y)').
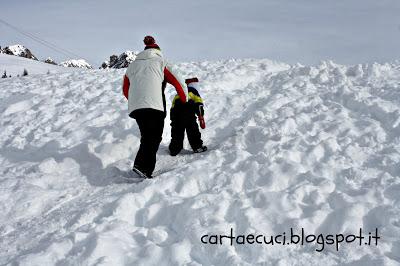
top-left (0, 59), bottom-right (400, 265)
top-left (60, 59), bottom-right (93, 69)
top-left (1, 44), bottom-right (38, 60)
top-left (43, 57), bottom-right (57, 65)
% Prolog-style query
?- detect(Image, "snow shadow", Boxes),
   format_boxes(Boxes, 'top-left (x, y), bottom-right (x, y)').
top-left (1, 140), bottom-right (128, 187)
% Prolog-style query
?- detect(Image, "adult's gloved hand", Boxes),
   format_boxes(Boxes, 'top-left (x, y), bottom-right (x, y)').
top-left (198, 116), bottom-right (206, 129)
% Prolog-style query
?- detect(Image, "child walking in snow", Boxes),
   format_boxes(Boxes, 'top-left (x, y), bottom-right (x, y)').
top-left (169, 77), bottom-right (207, 156)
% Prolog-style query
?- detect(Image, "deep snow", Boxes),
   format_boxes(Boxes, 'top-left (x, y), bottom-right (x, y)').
top-left (0, 57), bottom-right (400, 265)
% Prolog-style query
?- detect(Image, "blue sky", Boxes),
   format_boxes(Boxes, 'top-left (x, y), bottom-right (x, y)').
top-left (1, 0), bottom-right (400, 67)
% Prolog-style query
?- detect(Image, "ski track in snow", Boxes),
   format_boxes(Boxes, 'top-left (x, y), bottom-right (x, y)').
top-left (0, 58), bottom-right (400, 265)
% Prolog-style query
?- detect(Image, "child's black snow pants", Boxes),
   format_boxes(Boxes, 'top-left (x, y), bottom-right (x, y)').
top-left (169, 108), bottom-right (203, 155)
top-left (131, 109), bottom-right (165, 176)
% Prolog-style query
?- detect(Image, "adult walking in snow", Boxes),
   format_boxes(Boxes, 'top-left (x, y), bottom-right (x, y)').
top-left (122, 36), bottom-right (188, 178)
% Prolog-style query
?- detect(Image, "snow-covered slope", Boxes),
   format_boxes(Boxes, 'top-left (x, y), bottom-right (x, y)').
top-left (0, 53), bottom-right (75, 77)
top-left (0, 59), bottom-right (400, 265)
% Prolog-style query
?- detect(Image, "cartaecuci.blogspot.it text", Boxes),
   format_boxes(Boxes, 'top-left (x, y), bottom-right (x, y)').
top-left (201, 228), bottom-right (380, 252)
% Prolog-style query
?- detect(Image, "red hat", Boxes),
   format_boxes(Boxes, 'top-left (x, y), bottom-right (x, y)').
top-left (143, 35), bottom-right (160, 49)
top-left (185, 77), bottom-right (199, 84)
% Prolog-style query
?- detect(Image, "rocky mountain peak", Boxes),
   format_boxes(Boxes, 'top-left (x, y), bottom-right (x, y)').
top-left (1, 44), bottom-right (38, 60)
top-left (100, 51), bottom-right (138, 69)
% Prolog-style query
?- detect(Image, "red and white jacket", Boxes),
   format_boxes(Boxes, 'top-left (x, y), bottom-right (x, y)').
top-left (122, 48), bottom-right (188, 114)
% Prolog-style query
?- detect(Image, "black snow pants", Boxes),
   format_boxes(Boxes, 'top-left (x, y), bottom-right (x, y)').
top-left (131, 108), bottom-right (165, 176)
top-left (169, 108), bottom-right (203, 155)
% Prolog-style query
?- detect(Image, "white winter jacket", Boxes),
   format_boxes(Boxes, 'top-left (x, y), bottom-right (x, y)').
top-left (122, 48), bottom-right (188, 115)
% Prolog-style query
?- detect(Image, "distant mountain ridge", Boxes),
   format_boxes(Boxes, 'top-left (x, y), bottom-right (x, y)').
top-left (1, 44), bottom-right (138, 69)
top-left (60, 59), bottom-right (93, 69)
